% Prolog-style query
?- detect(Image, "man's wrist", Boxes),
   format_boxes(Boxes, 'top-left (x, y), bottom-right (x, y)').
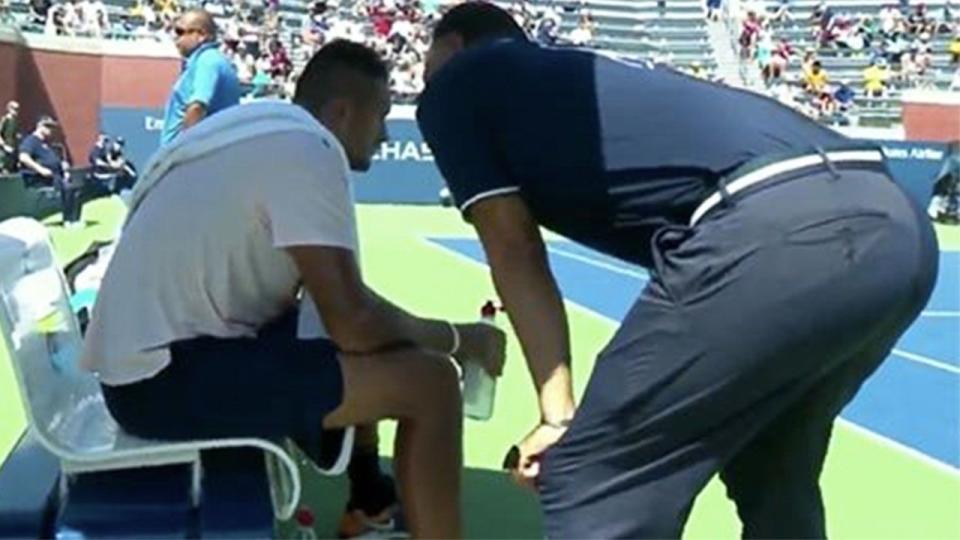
top-left (540, 417), bottom-right (573, 429)
top-left (539, 365), bottom-right (575, 425)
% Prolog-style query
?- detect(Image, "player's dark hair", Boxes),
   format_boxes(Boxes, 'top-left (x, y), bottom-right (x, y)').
top-left (294, 40), bottom-right (389, 114)
top-left (432, 1), bottom-right (528, 46)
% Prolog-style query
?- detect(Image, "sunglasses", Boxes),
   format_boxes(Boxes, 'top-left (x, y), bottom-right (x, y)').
top-left (173, 26), bottom-right (200, 36)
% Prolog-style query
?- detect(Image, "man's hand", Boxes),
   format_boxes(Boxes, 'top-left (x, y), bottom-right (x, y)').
top-left (37, 166), bottom-right (53, 178)
top-left (453, 322), bottom-right (506, 377)
top-left (506, 422), bottom-right (568, 491)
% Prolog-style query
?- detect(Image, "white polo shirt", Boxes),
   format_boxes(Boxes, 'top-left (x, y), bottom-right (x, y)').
top-left (81, 109), bottom-right (357, 385)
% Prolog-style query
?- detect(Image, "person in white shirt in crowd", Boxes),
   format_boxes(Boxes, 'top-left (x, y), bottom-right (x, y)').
top-left (82, 40), bottom-right (505, 539)
top-left (879, 5), bottom-right (901, 35)
top-left (76, 0), bottom-right (100, 35)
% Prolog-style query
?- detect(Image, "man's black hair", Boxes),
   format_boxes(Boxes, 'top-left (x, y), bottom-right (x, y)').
top-left (294, 39), bottom-right (389, 114)
top-left (432, 1), bottom-right (527, 46)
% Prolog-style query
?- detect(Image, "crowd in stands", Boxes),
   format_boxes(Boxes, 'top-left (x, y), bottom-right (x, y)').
top-left (738, 0), bottom-right (960, 123)
top-left (2, 0), bottom-right (958, 115)
top-left (0, 0), bottom-right (640, 103)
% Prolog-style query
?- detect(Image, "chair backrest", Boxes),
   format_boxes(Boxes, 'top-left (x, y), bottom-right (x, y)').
top-left (0, 217), bottom-right (121, 458)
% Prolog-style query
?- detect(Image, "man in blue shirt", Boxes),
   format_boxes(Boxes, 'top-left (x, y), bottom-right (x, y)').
top-left (160, 9), bottom-right (241, 145)
top-left (19, 116), bottom-right (82, 226)
top-left (417, 3), bottom-right (939, 538)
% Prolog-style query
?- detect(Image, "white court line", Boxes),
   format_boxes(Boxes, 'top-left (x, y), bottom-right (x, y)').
top-left (548, 245), bottom-right (960, 377)
top-left (429, 239), bottom-right (960, 472)
top-left (921, 311), bottom-right (960, 318)
top-left (891, 349), bottom-right (960, 375)
top-left (546, 246), bottom-right (648, 280)
top-left (836, 418), bottom-right (960, 477)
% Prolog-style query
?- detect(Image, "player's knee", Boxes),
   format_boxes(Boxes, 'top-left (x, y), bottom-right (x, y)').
top-left (415, 353), bottom-right (462, 416)
top-left (393, 351), bottom-right (461, 420)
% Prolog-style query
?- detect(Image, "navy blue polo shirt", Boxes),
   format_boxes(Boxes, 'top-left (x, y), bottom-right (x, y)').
top-left (19, 134), bottom-right (63, 178)
top-left (89, 143), bottom-right (110, 172)
top-left (417, 40), bottom-right (851, 267)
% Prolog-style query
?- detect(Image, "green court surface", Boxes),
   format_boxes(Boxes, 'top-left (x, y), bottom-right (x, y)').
top-left (1, 199), bottom-right (958, 539)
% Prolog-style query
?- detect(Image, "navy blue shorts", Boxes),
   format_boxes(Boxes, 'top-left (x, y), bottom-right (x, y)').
top-left (102, 309), bottom-right (344, 454)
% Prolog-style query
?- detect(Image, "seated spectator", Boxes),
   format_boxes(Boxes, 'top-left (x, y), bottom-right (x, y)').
top-left (756, 31), bottom-right (774, 83)
top-left (19, 116), bottom-right (82, 227)
top-left (766, 38), bottom-right (794, 83)
top-left (949, 32), bottom-right (960, 64)
top-left (907, 3), bottom-right (936, 35)
top-left (952, 66), bottom-right (960, 89)
top-left (804, 60), bottom-right (828, 94)
top-left (885, 32), bottom-right (909, 66)
top-left (76, 0), bottom-right (103, 36)
top-left (879, 4), bottom-right (900, 35)
top-left (689, 61), bottom-right (708, 79)
top-left (938, 1), bottom-right (955, 33)
top-left (929, 141), bottom-right (959, 224)
top-left (534, 14), bottom-right (559, 45)
top-left (30, 0), bottom-right (51, 26)
top-left (108, 137), bottom-right (136, 191)
top-left (768, 0), bottom-right (791, 24)
top-left (269, 42), bottom-right (292, 78)
top-left (88, 134), bottom-right (136, 195)
top-left (816, 89), bottom-right (837, 118)
top-left (706, 0), bottom-right (722, 21)
top-left (834, 81), bottom-right (855, 108)
top-left (45, 1), bottom-right (68, 35)
top-left (800, 48), bottom-right (817, 72)
top-left (739, 10), bottom-right (761, 58)
top-left (862, 59), bottom-right (890, 97)
top-left (128, 0), bottom-right (157, 30)
top-left (900, 50), bottom-right (921, 86)
top-left (567, 11), bottom-right (594, 46)
top-left (834, 16), bottom-right (866, 51)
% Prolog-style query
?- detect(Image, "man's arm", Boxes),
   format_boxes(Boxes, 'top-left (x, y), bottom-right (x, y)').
top-left (181, 51), bottom-right (226, 133)
top-left (288, 244), bottom-right (505, 373)
top-left (0, 119), bottom-right (13, 153)
top-left (467, 194), bottom-right (575, 424)
top-left (181, 102), bottom-right (207, 131)
top-left (18, 152), bottom-right (51, 177)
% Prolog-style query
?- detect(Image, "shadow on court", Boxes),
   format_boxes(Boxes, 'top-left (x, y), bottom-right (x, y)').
top-left (286, 464), bottom-right (543, 539)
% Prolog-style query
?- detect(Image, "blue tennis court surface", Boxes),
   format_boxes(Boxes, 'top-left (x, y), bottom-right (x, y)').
top-left (431, 238), bottom-right (960, 470)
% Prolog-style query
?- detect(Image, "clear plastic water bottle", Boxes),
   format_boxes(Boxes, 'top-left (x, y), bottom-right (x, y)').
top-left (463, 301), bottom-right (498, 421)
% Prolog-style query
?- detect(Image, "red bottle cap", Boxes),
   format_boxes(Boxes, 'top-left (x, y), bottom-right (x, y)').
top-left (295, 507), bottom-right (316, 527)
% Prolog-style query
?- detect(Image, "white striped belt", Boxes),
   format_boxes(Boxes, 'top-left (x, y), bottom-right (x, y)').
top-left (690, 149), bottom-right (886, 226)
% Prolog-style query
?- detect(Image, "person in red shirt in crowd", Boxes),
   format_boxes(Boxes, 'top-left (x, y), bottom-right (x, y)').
top-left (766, 38), bottom-right (795, 83)
top-left (739, 11), bottom-right (762, 59)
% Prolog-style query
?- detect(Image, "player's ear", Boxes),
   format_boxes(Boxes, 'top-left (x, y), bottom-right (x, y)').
top-left (319, 96), bottom-right (353, 129)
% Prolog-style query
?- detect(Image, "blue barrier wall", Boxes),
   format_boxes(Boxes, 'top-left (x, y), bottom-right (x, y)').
top-left (100, 104), bottom-right (948, 207)
top-left (100, 106), bottom-right (165, 171)
top-left (877, 141), bottom-right (948, 208)
top-left (357, 116), bottom-right (445, 203)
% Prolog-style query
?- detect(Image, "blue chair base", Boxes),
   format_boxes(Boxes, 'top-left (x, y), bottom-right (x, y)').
top-left (0, 433), bottom-right (277, 539)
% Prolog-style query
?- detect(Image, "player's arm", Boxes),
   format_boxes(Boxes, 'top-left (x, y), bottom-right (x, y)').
top-left (268, 134), bottom-right (503, 371)
top-left (468, 195), bottom-right (575, 425)
top-left (288, 245), bottom-right (503, 373)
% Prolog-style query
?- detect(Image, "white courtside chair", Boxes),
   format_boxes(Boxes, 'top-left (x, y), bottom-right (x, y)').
top-left (0, 217), bottom-right (353, 521)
